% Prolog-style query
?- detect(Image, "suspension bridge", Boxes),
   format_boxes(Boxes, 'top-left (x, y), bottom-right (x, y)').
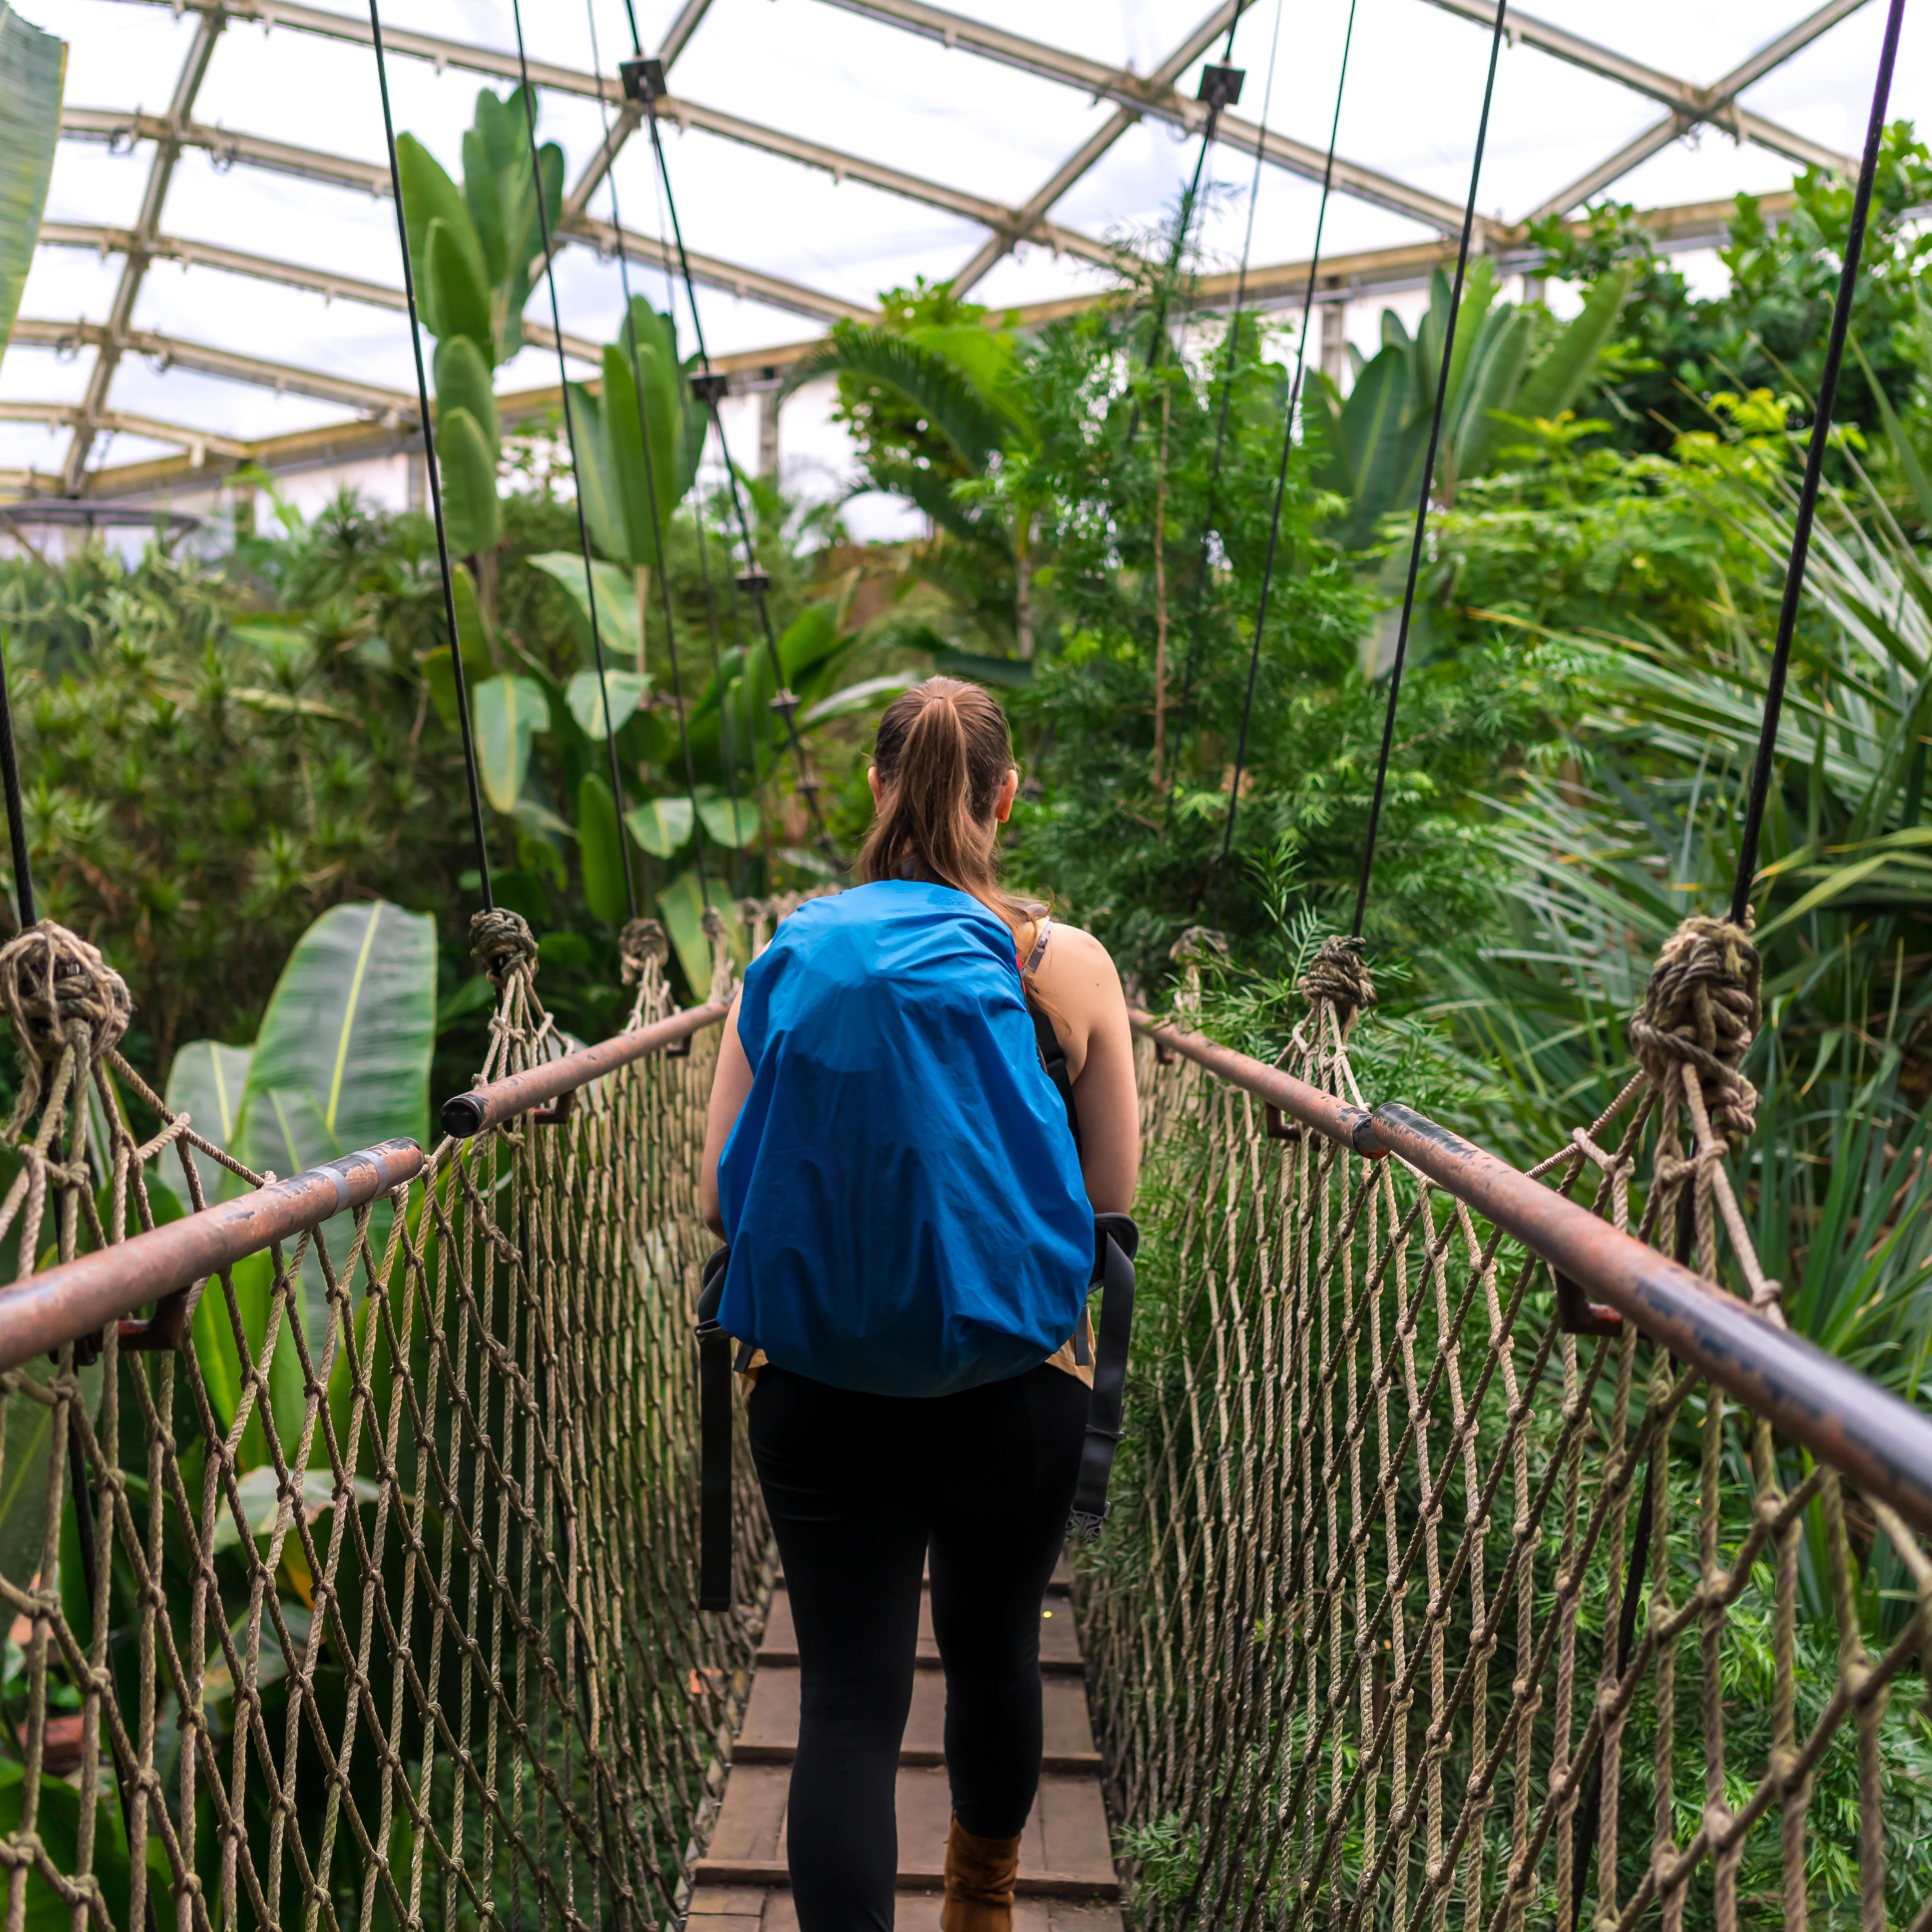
top-left (0, 0), bottom-right (1924, 1926)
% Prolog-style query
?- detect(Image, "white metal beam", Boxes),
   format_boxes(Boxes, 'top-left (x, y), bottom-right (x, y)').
top-left (1527, 0), bottom-right (1871, 221)
top-left (62, 11), bottom-right (224, 491)
top-left (59, 110), bottom-right (867, 322)
top-left (15, 319), bottom-right (417, 416)
top-left (38, 223), bottom-right (605, 361)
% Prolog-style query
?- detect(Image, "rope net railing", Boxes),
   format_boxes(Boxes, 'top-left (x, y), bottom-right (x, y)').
top-left (0, 902), bottom-right (769, 1932)
top-left (1084, 925), bottom-right (1932, 1932)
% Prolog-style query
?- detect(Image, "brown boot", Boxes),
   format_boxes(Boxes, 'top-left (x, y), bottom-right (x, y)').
top-left (941, 1817), bottom-right (1022, 1932)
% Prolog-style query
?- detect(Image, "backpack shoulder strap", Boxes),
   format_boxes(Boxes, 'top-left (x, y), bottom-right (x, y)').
top-left (1025, 989), bottom-right (1082, 1156)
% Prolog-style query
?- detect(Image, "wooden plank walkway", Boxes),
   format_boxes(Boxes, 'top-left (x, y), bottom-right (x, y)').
top-left (690, 1561), bottom-right (1124, 1929)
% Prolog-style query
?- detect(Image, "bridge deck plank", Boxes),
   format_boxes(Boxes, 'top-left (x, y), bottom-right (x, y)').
top-left (692, 1555), bottom-right (1121, 1927)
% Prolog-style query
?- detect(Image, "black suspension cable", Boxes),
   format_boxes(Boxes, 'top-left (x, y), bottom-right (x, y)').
top-left (510, 59), bottom-right (641, 923)
top-left (1730, 0), bottom-right (1905, 925)
top-left (1346, 0), bottom-right (1508, 942)
top-left (646, 108), bottom-right (833, 859)
top-left (368, 0), bottom-right (496, 910)
top-left (1209, 0), bottom-right (1368, 928)
top-left (0, 633), bottom-right (34, 928)
top-left (1165, 0), bottom-right (1295, 817)
top-left (583, 0), bottom-right (749, 877)
top-left (616, 21), bottom-right (835, 860)
top-left (1123, 8), bottom-right (1246, 451)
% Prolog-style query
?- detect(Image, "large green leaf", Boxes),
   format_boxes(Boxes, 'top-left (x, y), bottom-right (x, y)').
top-left (564, 667), bottom-right (650, 739)
top-left (624, 795), bottom-right (694, 857)
top-left (394, 133), bottom-right (481, 341)
top-left (600, 338), bottom-right (674, 571)
top-left (427, 215), bottom-right (493, 353)
top-left (798, 671), bottom-right (919, 726)
top-left (0, 1354), bottom-right (99, 1591)
top-left (657, 866), bottom-right (743, 998)
top-left (694, 786), bottom-right (758, 849)
top-left (474, 673), bottom-right (549, 811)
top-left (437, 405), bottom-right (503, 557)
top-left (781, 324), bottom-right (1018, 469)
top-left (527, 551), bottom-right (642, 664)
top-left (433, 334), bottom-right (499, 464)
top-left (1449, 305), bottom-right (1535, 482)
top-left (576, 773), bottom-right (629, 924)
top-left (0, 6), bottom-right (64, 362)
top-left (191, 1248), bottom-right (307, 1468)
top-left (165, 1038), bottom-right (252, 1207)
top-left (235, 902), bottom-right (435, 1348)
top-left (1515, 263), bottom-right (1632, 423)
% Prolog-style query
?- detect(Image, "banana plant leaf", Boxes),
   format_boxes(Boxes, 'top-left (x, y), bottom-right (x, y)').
top-left (527, 551), bottom-right (641, 664)
top-left (433, 334), bottom-right (499, 463)
top-left (694, 786), bottom-right (758, 849)
top-left (394, 132), bottom-right (482, 343)
top-left (1515, 264), bottom-right (1632, 423)
top-left (191, 1247), bottom-right (307, 1468)
top-left (0, 5), bottom-right (64, 362)
top-left (473, 673), bottom-right (548, 811)
top-left (426, 216), bottom-right (493, 354)
top-left (164, 1038), bottom-right (252, 1207)
top-left (437, 405), bottom-right (503, 558)
top-left (577, 772), bottom-right (630, 924)
top-left (657, 865), bottom-right (745, 999)
top-left (462, 86), bottom-right (560, 363)
top-left (0, 1354), bottom-right (99, 1588)
top-left (235, 902), bottom-right (436, 1345)
top-left (799, 671), bottom-right (920, 725)
top-left (624, 794), bottom-right (694, 857)
top-left (564, 667), bottom-right (651, 739)
top-left (422, 565), bottom-right (494, 725)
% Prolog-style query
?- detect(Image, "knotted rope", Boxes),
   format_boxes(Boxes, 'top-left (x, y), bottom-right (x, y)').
top-left (619, 917), bottom-right (669, 985)
top-left (1628, 915), bottom-right (1761, 1148)
top-left (1300, 934), bottom-right (1375, 1041)
top-left (0, 922), bottom-right (131, 1131)
top-left (470, 907), bottom-right (540, 990)
top-left (700, 907), bottom-right (735, 1006)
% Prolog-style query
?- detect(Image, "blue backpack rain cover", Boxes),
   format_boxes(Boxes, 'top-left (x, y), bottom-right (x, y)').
top-left (715, 879), bottom-right (1093, 1397)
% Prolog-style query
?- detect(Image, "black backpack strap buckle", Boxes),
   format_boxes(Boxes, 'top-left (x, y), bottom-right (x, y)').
top-left (1067, 1212), bottom-right (1138, 1544)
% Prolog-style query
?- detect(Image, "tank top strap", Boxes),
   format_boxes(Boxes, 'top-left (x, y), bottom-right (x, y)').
top-left (1021, 914), bottom-right (1054, 978)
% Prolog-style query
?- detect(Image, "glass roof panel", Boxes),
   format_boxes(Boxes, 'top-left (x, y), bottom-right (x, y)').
top-left (667, 0), bottom-right (1119, 209)
top-left (0, 0), bottom-right (1907, 497)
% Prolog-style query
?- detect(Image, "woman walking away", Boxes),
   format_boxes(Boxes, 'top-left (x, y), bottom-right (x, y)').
top-left (700, 677), bottom-right (1139, 1931)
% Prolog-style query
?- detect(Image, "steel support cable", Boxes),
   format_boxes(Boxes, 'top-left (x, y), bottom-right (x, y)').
top-left (368, 0), bottom-right (498, 910)
top-left (1121, 9), bottom-right (1241, 450)
top-left (1564, 15), bottom-right (1907, 1925)
top-left (1344, 0), bottom-right (1508, 942)
top-left (607, 7), bottom-right (758, 859)
top-left (1209, 0), bottom-right (1370, 928)
top-left (508, 31), bottom-right (642, 923)
top-left (1163, 0), bottom-right (1297, 825)
top-left (533, 0), bottom-right (724, 910)
top-left (645, 103), bottom-right (836, 861)
top-left (1732, 0), bottom-right (1906, 926)
top-left (616, 2), bottom-right (835, 861)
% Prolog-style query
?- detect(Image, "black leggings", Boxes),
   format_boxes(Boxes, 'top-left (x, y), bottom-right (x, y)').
top-left (746, 1361), bottom-right (1090, 1931)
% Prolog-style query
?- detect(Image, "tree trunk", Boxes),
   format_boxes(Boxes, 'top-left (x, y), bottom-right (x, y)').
top-left (1015, 515), bottom-right (1034, 661)
top-left (1151, 390), bottom-right (1171, 792)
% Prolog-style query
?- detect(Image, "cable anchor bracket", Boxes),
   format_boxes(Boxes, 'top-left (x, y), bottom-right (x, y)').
top-left (619, 55), bottom-right (668, 104)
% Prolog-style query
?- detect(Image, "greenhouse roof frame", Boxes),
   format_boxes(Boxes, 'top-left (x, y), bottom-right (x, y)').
top-left (0, 0), bottom-right (1885, 503)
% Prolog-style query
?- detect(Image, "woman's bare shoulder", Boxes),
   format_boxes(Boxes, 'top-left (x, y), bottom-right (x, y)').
top-left (1041, 923), bottom-right (1123, 998)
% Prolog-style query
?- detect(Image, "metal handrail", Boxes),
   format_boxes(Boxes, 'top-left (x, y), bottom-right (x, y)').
top-left (1134, 1012), bottom-right (1932, 1537)
top-left (0, 1136), bottom-right (425, 1374)
top-left (439, 999), bottom-right (731, 1139)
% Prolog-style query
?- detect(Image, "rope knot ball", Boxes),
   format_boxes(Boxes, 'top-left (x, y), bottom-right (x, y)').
top-left (469, 908), bottom-right (539, 988)
top-left (0, 921), bottom-right (132, 1070)
top-left (1629, 915), bottom-right (1762, 1147)
top-left (619, 918), bottom-right (669, 984)
top-left (1301, 935), bottom-right (1375, 1038)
